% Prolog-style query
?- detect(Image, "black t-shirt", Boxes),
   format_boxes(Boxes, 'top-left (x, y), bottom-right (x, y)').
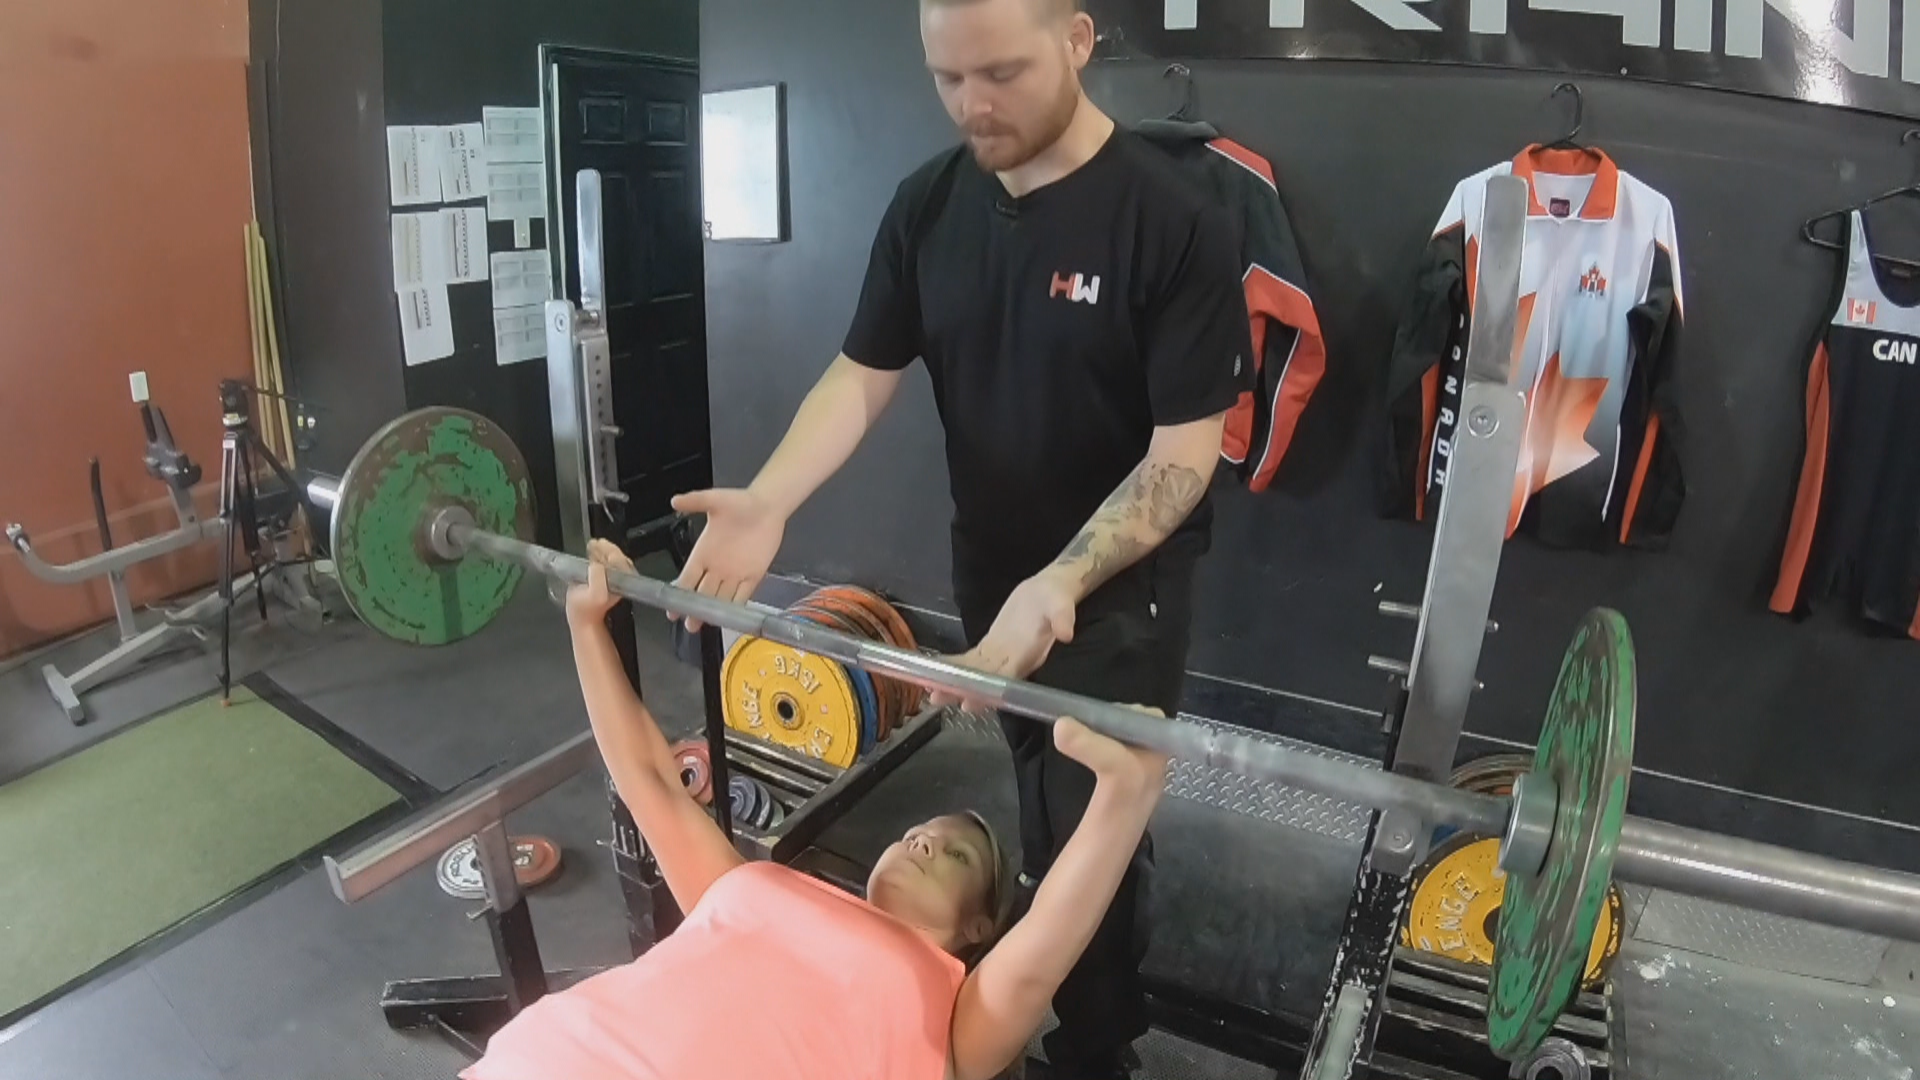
top-left (842, 129), bottom-right (1249, 607)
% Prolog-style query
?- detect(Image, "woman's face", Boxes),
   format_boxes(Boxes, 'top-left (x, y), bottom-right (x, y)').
top-left (868, 815), bottom-right (998, 954)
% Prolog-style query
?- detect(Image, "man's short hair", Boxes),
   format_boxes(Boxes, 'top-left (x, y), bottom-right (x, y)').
top-left (922, 0), bottom-right (1085, 20)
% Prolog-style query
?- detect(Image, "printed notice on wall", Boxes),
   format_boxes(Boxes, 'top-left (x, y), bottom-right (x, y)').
top-left (391, 212), bottom-right (438, 290)
top-left (393, 208), bottom-right (490, 288)
top-left (398, 286), bottom-right (455, 365)
top-left (487, 163), bottom-right (546, 224)
top-left (483, 107), bottom-right (544, 164)
top-left (387, 126), bottom-right (444, 206)
top-left (493, 304), bottom-right (547, 366)
top-left (440, 123), bottom-right (489, 202)
top-left (440, 207), bottom-right (489, 283)
top-left (491, 251), bottom-right (552, 309)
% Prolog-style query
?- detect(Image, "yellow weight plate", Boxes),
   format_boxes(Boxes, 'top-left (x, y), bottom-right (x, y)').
top-left (721, 636), bottom-right (861, 769)
top-left (1402, 836), bottom-right (1623, 989)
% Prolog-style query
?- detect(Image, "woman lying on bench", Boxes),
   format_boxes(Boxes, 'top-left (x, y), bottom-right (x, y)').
top-left (463, 540), bottom-right (1167, 1080)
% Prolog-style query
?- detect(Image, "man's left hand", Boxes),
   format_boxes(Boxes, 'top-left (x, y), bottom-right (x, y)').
top-left (932, 570), bottom-right (1080, 709)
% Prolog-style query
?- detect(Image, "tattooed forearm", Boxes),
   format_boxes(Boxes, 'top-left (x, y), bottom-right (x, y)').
top-left (1047, 460), bottom-right (1209, 595)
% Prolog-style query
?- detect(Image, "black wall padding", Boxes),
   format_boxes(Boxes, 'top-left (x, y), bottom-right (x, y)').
top-left (703, 0), bottom-right (1920, 826)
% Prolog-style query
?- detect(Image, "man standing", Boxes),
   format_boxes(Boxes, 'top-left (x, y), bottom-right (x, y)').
top-left (670, 0), bottom-right (1249, 1074)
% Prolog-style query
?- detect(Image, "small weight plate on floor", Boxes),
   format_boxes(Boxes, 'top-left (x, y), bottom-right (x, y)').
top-left (671, 739), bottom-right (713, 805)
top-left (1403, 835), bottom-right (1623, 989)
top-left (331, 408), bottom-right (535, 646)
top-left (437, 839), bottom-right (487, 900)
top-left (1489, 608), bottom-right (1636, 1060)
top-left (515, 835), bottom-right (564, 888)
top-left (436, 835), bottom-right (565, 899)
top-left (722, 634), bottom-right (861, 769)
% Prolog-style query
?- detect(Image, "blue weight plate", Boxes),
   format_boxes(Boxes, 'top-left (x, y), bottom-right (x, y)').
top-left (727, 775), bottom-right (763, 828)
top-left (844, 663), bottom-right (881, 755)
top-left (753, 782), bottom-right (777, 830)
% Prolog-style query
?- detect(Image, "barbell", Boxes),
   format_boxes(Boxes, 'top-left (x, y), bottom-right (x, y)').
top-left (308, 407), bottom-right (1920, 1059)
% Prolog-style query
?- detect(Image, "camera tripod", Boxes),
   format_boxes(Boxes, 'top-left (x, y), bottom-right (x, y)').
top-left (216, 379), bottom-right (308, 702)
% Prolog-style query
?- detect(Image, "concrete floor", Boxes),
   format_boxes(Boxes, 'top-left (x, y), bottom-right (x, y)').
top-left (3, 569), bottom-right (1918, 1080)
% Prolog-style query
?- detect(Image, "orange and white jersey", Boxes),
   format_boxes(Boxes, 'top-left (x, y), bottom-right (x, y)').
top-left (1381, 146), bottom-right (1686, 551)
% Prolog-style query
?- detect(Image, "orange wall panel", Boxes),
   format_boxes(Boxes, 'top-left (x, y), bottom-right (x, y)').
top-left (0, 6), bottom-right (255, 658)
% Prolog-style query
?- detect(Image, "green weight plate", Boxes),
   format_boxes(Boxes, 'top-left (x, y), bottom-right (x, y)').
top-left (331, 408), bottom-right (534, 646)
top-left (1489, 608), bottom-right (1636, 1059)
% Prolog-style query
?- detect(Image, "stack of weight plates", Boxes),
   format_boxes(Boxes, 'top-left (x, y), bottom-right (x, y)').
top-left (721, 586), bottom-right (923, 769)
top-left (1401, 754), bottom-right (1625, 990)
top-left (727, 774), bottom-right (787, 832)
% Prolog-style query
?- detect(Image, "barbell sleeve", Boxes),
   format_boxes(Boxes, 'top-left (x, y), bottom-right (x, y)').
top-left (441, 513), bottom-right (1920, 943)
top-left (1614, 816), bottom-right (1920, 942)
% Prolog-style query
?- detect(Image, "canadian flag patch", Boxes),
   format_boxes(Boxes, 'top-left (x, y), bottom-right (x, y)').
top-left (1846, 298), bottom-right (1879, 325)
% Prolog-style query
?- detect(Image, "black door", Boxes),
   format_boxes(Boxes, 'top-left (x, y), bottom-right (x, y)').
top-left (546, 48), bottom-right (711, 533)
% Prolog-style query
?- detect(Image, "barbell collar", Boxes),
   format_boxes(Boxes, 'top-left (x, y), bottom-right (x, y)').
top-left (1500, 770), bottom-right (1556, 878)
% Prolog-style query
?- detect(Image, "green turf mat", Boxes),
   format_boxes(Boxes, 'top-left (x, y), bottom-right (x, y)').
top-left (0, 685), bottom-right (402, 1018)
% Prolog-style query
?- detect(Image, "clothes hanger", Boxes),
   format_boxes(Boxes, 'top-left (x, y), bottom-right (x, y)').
top-left (1163, 63), bottom-right (1198, 121)
top-left (1802, 128), bottom-right (1920, 272)
top-left (1537, 82), bottom-right (1600, 159)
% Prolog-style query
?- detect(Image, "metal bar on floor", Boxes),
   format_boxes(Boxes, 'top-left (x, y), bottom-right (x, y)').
top-left (324, 732), bottom-right (598, 904)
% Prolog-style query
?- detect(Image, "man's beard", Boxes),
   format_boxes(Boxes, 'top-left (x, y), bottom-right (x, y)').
top-left (966, 78), bottom-right (1080, 172)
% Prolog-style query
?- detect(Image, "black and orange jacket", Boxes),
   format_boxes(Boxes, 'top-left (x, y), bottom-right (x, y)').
top-left (1379, 146), bottom-right (1686, 550)
top-left (1138, 121), bottom-right (1325, 493)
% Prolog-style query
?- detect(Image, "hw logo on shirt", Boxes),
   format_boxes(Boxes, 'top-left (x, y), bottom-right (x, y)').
top-left (1049, 272), bottom-right (1102, 305)
top-left (1578, 266), bottom-right (1608, 297)
top-left (1847, 298), bottom-right (1880, 326)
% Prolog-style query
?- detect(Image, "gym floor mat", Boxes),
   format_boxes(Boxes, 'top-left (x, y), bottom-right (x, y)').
top-left (0, 675), bottom-right (425, 1023)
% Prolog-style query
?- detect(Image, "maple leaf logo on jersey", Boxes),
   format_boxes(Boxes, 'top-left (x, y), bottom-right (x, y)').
top-left (1578, 266), bottom-right (1608, 297)
top-left (1510, 352), bottom-right (1608, 537)
top-left (1846, 298), bottom-right (1879, 326)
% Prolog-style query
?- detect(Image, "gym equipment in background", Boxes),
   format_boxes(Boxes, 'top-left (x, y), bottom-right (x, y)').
top-left (6, 376), bottom-right (299, 724)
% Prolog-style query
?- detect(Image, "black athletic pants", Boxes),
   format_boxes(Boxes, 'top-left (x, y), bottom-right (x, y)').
top-left (959, 556), bottom-right (1193, 1078)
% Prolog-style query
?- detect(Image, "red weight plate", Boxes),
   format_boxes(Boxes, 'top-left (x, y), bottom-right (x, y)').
top-left (514, 835), bottom-right (564, 889)
top-left (803, 589), bottom-right (902, 736)
top-left (845, 587), bottom-right (922, 736)
top-left (670, 739), bottom-right (713, 805)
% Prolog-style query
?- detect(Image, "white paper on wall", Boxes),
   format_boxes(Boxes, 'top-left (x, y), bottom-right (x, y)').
top-left (490, 251), bottom-right (552, 309)
top-left (439, 123), bottom-right (489, 201)
top-left (493, 304), bottom-right (547, 365)
top-left (487, 162), bottom-right (546, 223)
top-left (391, 212), bottom-right (443, 289)
top-left (387, 126), bottom-right (444, 206)
top-left (393, 208), bottom-right (490, 287)
top-left (440, 207), bottom-right (489, 284)
top-left (483, 106), bottom-right (544, 164)
top-left (398, 286), bottom-right (455, 365)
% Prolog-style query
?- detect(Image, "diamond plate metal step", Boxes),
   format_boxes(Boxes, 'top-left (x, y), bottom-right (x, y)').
top-left (944, 708), bottom-right (1376, 847)
top-left (1633, 891), bottom-right (1891, 985)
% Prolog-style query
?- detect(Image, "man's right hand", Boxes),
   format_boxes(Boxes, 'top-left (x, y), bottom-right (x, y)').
top-left (668, 488), bottom-right (787, 630)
